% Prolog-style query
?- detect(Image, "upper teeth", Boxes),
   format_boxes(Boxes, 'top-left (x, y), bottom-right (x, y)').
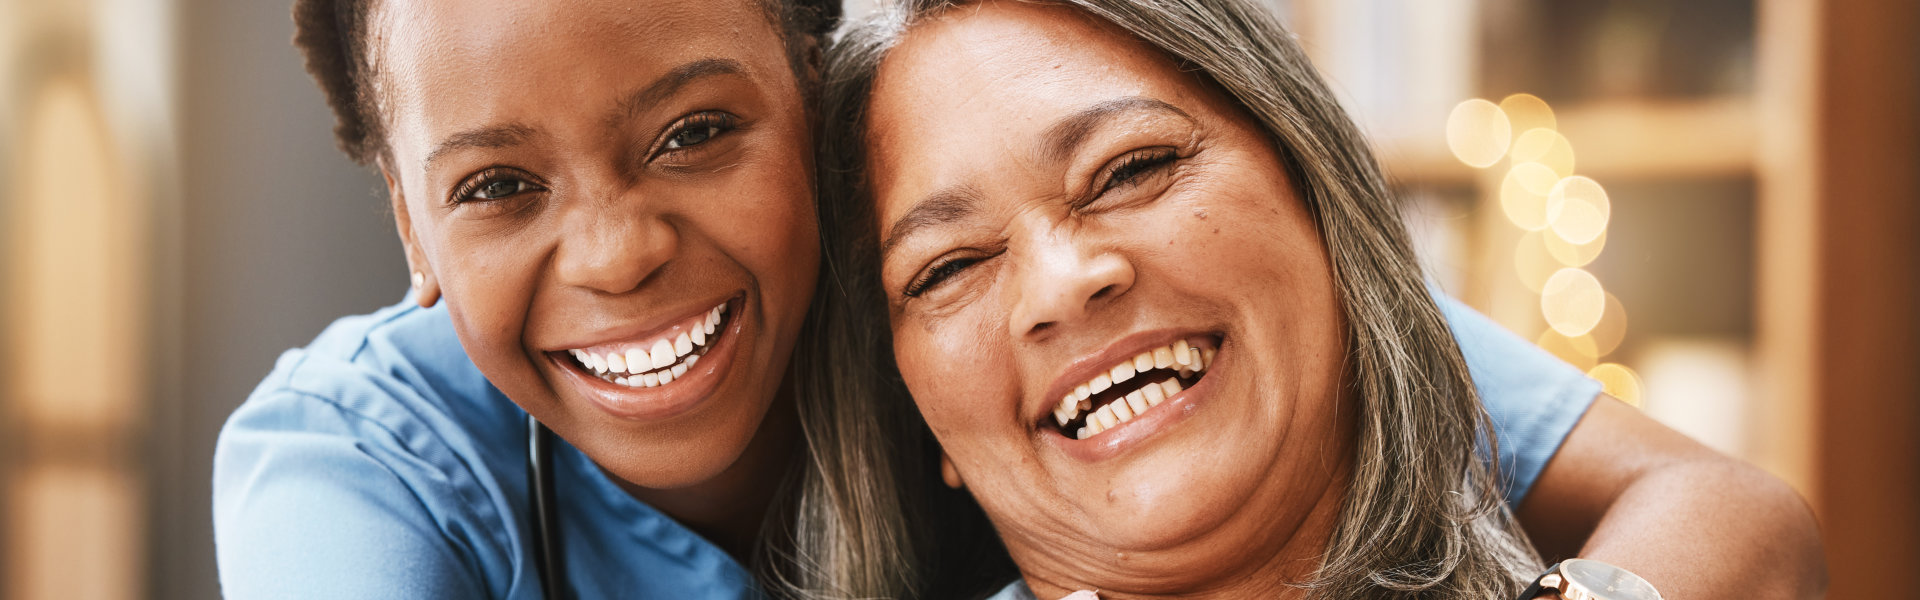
top-left (567, 302), bottom-right (727, 388)
top-left (1054, 339), bottom-right (1215, 439)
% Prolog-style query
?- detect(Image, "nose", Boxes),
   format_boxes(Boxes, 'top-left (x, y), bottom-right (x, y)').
top-left (553, 189), bottom-right (677, 295)
top-left (1007, 231), bottom-right (1134, 339)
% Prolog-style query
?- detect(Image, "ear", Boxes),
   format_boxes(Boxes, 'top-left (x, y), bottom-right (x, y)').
top-left (939, 450), bottom-right (964, 489)
top-left (384, 164), bottom-right (440, 308)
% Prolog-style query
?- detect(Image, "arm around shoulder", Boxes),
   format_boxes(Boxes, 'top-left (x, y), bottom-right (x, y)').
top-left (1517, 396), bottom-right (1828, 600)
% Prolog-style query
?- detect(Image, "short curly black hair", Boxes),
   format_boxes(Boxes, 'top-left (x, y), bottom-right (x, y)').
top-left (292, 0), bottom-right (842, 166)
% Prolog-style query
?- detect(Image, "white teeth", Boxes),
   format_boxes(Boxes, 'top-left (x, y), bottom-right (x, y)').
top-left (691, 326), bottom-right (705, 346)
top-left (643, 372), bottom-right (659, 387)
top-left (658, 369), bottom-right (675, 385)
top-left (650, 340), bottom-right (674, 369)
top-left (589, 352), bottom-right (608, 373)
top-left (705, 311), bottom-right (718, 335)
top-left (1089, 373), bottom-right (1112, 394)
top-left (685, 354), bottom-right (700, 367)
top-left (1055, 340), bottom-right (1215, 440)
top-left (615, 376), bottom-right (629, 386)
top-left (674, 332), bottom-right (693, 357)
top-left (606, 352), bottom-right (627, 374)
top-left (671, 363), bottom-right (687, 378)
top-left (571, 349), bottom-right (587, 363)
top-left (1143, 381), bottom-right (1166, 406)
top-left (623, 349), bottom-right (646, 374)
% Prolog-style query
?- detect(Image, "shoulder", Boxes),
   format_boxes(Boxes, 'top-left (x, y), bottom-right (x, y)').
top-left (214, 297), bottom-right (531, 598)
top-left (1431, 290), bottom-right (1601, 504)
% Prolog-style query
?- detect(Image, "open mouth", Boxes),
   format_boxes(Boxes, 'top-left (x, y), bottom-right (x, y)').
top-left (1050, 337), bottom-right (1218, 440)
top-left (562, 301), bottom-right (730, 388)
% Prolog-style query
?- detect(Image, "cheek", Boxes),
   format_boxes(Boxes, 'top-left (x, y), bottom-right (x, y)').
top-left (894, 315), bottom-right (1010, 443)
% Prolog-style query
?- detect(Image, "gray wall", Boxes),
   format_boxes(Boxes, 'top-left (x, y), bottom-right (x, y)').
top-left (156, 0), bottom-right (405, 596)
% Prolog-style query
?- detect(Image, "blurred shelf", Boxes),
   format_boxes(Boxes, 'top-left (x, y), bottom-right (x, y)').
top-left (1377, 96), bottom-right (1757, 185)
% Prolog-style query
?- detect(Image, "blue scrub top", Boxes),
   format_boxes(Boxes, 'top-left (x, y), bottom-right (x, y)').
top-left (213, 293), bottom-right (1596, 599)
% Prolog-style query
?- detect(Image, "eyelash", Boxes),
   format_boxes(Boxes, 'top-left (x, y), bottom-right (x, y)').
top-left (904, 255), bottom-right (984, 298)
top-left (655, 111), bottom-right (740, 159)
top-left (1098, 147), bottom-right (1179, 194)
top-left (450, 167), bottom-right (544, 206)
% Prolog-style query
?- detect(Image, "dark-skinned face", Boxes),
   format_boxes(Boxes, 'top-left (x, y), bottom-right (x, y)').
top-left (378, 0), bottom-right (818, 490)
top-left (865, 2), bottom-right (1353, 597)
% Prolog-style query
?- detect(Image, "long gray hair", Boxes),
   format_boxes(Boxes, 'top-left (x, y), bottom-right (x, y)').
top-left (814, 1), bottom-right (1543, 598)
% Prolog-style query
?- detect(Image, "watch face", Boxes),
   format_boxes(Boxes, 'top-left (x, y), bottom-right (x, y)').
top-left (1561, 559), bottom-right (1663, 600)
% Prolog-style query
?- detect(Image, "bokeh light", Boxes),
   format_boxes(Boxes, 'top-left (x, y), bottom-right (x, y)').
top-left (1543, 227), bottom-right (1607, 266)
top-left (1498, 93), bottom-right (1557, 139)
top-left (1547, 175), bottom-right (1612, 244)
top-left (1541, 267), bottom-right (1607, 336)
top-left (1588, 363), bottom-right (1644, 408)
top-left (1536, 330), bottom-right (1600, 371)
top-left (1510, 128), bottom-right (1576, 177)
top-left (1500, 162), bottom-right (1561, 230)
top-left (1446, 99), bottom-right (1512, 168)
top-left (1513, 231), bottom-right (1560, 293)
top-left (1589, 292), bottom-right (1630, 356)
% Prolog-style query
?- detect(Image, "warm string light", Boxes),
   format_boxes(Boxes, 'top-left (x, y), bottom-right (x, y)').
top-left (1447, 94), bottom-right (1643, 407)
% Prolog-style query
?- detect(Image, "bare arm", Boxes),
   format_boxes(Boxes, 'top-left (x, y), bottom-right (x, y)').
top-left (1517, 396), bottom-right (1827, 599)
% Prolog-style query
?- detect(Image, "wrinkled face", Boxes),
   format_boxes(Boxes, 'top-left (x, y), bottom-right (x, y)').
top-left (866, 2), bottom-right (1352, 594)
top-left (377, 0), bottom-right (818, 489)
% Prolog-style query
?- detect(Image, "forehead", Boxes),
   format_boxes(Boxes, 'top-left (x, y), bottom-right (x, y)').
top-left (865, 1), bottom-right (1201, 214)
top-left (375, 0), bottom-right (790, 153)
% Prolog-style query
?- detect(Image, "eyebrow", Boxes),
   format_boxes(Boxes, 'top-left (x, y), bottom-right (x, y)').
top-left (1040, 96), bottom-right (1193, 164)
top-left (424, 123), bottom-right (537, 167)
top-left (422, 58), bottom-right (747, 168)
top-left (874, 97), bottom-right (1193, 262)
top-left (610, 58), bottom-right (747, 127)
top-left (879, 184), bottom-right (986, 260)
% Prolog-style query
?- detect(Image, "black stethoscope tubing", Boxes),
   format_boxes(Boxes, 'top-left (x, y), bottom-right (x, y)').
top-left (528, 415), bottom-right (566, 599)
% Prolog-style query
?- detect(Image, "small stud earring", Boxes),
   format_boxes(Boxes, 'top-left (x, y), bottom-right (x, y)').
top-left (411, 271), bottom-right (424, 289)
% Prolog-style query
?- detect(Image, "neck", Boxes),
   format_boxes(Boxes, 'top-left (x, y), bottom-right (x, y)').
top-left (1024, 465), bottom-right (1353, 600)
top-left (611, 382), bottom-right (802, 563)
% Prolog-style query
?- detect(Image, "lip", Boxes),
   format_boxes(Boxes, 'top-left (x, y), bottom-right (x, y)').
top-left (1036, 329), bottom-right (1218, 424)
top-left (1046, 359), bottom-right (1220, 462)
top-left (546, 295), bottom-right (745, 422)
top-left (1034, 329), bottom-right (1222, 456)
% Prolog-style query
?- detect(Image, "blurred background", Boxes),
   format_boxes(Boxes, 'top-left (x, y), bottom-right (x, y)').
top-left (0, 0), bottom-right (1912, 597)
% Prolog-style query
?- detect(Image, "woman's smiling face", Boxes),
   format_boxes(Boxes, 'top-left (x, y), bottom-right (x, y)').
top-left (866, 1), bottom-right (1353, 594)
top-left (376, 0), bottom-right (818, 489)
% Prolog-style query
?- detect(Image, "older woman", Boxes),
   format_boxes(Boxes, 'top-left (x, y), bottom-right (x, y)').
top-left (818, 1), bottom-right (1825, 598)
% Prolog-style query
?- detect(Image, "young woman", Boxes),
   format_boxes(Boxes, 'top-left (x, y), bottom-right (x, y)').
top-left (817, 0), bottom-right (1827, 598)
top-left (212, 0), bottom-right (928, 597)
top-left (213, 0), bottom-right (1822, 597)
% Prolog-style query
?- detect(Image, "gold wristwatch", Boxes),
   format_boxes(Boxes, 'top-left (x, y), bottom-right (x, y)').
top-left (1518, 559), bottom-right (1663, 600)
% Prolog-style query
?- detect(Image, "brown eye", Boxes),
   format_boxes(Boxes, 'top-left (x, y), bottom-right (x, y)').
top-left (477, 178), bottom-right (530, 199)
top-left (450, 168), bottom-right (545, 206)
top-left (660, 111), bottom-right (738, 152)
